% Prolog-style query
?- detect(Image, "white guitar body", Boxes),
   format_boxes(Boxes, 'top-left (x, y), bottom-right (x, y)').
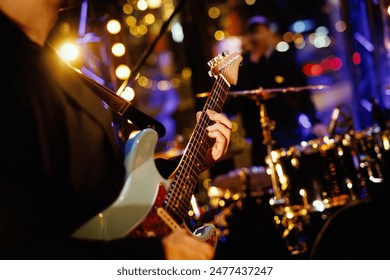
top-left (72, 129), bottom-right (215, 241)
top-left (72, 51), bottom-right (242, 246)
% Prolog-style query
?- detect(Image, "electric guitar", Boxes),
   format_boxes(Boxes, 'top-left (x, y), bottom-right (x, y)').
top-left (73, 51), bottom-right (242, 245)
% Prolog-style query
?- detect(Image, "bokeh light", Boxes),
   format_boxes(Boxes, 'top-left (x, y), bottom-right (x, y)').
top-left (123, 4), bottom-right (133, 14)
top-left (115, 64), bottom-right (131, 80)
top-left (106, 19), bottom-right (121, 34)
top-left (245, 0), bottom-right (256, 5)
top-left (214, 30), bottom-right (225, 41)
top-left (121, 87), bottom-right (135, 101)
top-left (208, 7), bottom-right (221, 19)
top-left (111, 43), bottom-right (126, 57)
top-left (59, 43), bottom-right (79, 61)
top-left (147, 0), bottom-right (162, 9)
top-left (144, 13), bottom-right (155, 25)
top-left (137, 0), bottom-right (148, 11)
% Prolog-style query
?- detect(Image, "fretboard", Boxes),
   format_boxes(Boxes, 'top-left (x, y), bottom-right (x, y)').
top-left (164, 75), bottom-right (231, 222)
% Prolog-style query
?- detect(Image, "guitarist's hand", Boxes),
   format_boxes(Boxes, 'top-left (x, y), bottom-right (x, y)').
top-left (197, 110), bottom-right (232, 169)
top-left (162, 228), bottom-right (215, 260)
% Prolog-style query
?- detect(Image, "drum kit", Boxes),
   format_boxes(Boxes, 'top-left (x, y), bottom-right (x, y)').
top-left (190, 85), bottom-right (390, 257)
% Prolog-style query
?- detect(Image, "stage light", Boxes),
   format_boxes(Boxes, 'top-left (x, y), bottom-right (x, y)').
top-left (120, 87), bottom-right (135, 101)
top-left (276, 41), bottom-right (289, 52)
top-left (214, 30), bottom-right (225, 41)
top-left (208, 7), bottom-right (220, 19)
top-left (115, 64), bottom-right (131, 80)
top-left (147, 0), bottom-right (162, 9)
top-left (111, 43), bottom-right (126, 57)
top-left (144, 13), bottom-right (155, 25)
top-left (59, 43), bottom-right (79, 61)
top-left (106, 19), bottom-right (121, 34)
top-left (387, 5), bottom-right (390, 16)
top-left (137, 0), bottom-right (148, 11)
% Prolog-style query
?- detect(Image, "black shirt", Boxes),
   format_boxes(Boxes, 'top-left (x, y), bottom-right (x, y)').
top-left (0, 12), bottom-right (164, 259)
top-left (226, 50), bottom-right (320, 165)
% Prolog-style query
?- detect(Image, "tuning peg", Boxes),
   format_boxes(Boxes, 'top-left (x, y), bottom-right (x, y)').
top-left (207, 60), bottom-right (214, 67)
top-left (208, 70), bottom-right (214, 77)
top-left (222, 50), bottom-right (229, 57)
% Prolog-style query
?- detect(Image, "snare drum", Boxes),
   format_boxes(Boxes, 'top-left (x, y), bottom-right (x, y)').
top-left (267, 135), bottom-right (360, 213)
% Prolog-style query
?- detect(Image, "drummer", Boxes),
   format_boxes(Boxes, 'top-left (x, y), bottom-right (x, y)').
top-left (225, 15), bottom-right (328, 166)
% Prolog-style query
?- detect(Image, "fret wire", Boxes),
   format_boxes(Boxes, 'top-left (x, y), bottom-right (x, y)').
top-left (166, 79), bottom-right (226, 213)
top-left (166, 77), bottom-right (227, 212)
top-left (165, 75), bottom-right (230, 217)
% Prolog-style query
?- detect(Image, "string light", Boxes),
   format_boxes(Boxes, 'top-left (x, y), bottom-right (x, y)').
top-left (144, 13), bottom-right (155, 25)
top-left (147, 0), bottom-right (162, 9)
top-left (106, 19), bottom-right (121, 34)
top-left (120, 87), bottom-right (135, 101)
top-left (115, 64), bottom-right (131, 80)
top-left (59, 43), bottom-right (79, 61)
top-left (137, 0), bottom-right (148, 11)
top-left (111, 43), bottom-right (126, 57)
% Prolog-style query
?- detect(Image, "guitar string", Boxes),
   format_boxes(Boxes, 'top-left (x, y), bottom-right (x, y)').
top-left (168, 76), bottom-right (230, 219)
top-left (164, 76), bottom-right (227, 218)
top-left (165, 73), bottom-right (231, 220)
top-left (165, 68), bottom-right (232, 220)
top-left (166, 80), bottom-right (229, 219)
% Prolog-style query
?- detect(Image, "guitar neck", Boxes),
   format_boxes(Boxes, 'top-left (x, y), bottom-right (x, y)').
top-left (164, 76), bottom-right (231, 222)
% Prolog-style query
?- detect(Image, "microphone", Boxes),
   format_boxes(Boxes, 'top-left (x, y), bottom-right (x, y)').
top-left (328, 106), bottom-right (341, 138)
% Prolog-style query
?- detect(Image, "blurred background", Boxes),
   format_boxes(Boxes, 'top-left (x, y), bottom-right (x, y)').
top-left (50, 0), bottom-right (390, 162)
top-left (49, 0), bottom-right (390, 258)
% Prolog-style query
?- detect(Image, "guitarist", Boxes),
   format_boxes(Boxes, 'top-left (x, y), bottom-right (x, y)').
top-left (0, 0), bottom-right (232, 259)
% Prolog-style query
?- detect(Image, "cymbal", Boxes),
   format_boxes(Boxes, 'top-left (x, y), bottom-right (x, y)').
top-left (229, 85), bottom-right (329, 97)
top-left (196, 85), bottom-right (328, 99)
top-left (155, 147), bottom-right (243, 160)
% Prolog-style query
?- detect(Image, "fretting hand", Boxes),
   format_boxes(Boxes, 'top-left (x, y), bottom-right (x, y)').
top-left (197, 110), bottom-right (232, 169)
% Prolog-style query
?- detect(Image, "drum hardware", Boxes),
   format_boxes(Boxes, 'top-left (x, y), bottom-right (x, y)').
top-left (226, 85), bottom-right (331, 256)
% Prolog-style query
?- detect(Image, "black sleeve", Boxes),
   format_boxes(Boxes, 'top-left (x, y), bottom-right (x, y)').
top-left (0, 80), bottom-right (164, 262)
top-left (0, 109), bottom-right (165, 260)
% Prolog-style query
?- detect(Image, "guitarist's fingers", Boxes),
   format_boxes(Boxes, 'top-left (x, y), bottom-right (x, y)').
top-left (162, 228), bottom-right (214, 260)
top-left (207, 123), bottom-right (232, 142)
top-left (208, 130), bottom-right (229, 159)
top-left (196, 111), bottom-right (203, 123)
top-left (206, 110), bottom-right (232, 129)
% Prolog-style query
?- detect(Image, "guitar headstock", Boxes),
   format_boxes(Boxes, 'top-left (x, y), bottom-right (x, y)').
top-left (208, 51), bottom-right (243, 86)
